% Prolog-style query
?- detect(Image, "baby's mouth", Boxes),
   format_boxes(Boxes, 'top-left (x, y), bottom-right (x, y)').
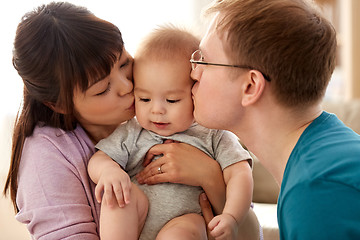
top-left (153, 122), bottom-right (169, 129)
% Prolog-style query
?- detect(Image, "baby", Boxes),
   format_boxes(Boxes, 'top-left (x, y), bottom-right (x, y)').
top-left (88, 25), bottom-right (253, 240)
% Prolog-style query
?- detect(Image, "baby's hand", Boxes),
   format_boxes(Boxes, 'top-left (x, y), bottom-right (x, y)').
top-left (95, 166), bottom-right (132, 208)
top-left (208, 213), bottom-right (238, 240)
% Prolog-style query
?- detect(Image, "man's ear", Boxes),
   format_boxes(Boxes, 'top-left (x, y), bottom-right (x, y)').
top-left (43, 101), bottom-right (67, 114)
top-left (241, 70), bottom-right (266, 107)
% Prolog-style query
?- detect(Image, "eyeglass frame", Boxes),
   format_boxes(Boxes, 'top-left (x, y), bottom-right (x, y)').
top-left (190, 50), bottom-right (271, 81)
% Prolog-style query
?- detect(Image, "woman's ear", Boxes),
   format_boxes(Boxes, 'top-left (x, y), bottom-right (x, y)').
top-left (43, 101), bottom-right (67, 114)
top-left (241, 70), bottom-right (266, 107)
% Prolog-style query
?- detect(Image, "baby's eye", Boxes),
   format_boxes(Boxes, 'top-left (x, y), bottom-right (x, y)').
top-left (167, 99), bottom-right (180, 103)
top-left (139, 98), bottom-right (150, 102)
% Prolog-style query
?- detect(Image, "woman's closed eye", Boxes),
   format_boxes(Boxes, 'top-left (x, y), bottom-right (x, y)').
top-left (95, 82), bottom-right (111, 96)
top-left (120, 58), bottom-right (131, 68)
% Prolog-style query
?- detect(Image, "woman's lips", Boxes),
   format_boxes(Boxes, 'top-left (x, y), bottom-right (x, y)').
top-left (126, 102), bottom-right (135, 110)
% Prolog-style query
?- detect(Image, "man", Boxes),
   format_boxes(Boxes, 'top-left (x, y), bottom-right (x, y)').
top-left (194, 0), bottom-right (360, 239)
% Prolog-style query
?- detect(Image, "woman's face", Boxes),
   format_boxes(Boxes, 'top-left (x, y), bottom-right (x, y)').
top-left (73, 50), bottom-right (135, 137)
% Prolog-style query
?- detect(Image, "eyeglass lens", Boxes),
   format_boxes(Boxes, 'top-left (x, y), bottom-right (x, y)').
top-left (190, 50), bottom-right (201, 70)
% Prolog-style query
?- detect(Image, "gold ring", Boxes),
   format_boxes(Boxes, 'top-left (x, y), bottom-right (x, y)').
top-left (158, 165), bottom-right (163, 174)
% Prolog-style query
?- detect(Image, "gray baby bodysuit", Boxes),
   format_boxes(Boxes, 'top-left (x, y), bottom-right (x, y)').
top-left (96, 118), bottom-right (252, 240)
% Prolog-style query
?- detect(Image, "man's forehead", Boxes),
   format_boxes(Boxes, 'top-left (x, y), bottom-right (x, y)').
top-left (199, 15), bottom-right (227, 57)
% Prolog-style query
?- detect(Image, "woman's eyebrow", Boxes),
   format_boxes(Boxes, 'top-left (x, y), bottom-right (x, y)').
top-left (121, 57), bottom-right (131, 65)
top-left (87, 76), bottom-right (107, 90)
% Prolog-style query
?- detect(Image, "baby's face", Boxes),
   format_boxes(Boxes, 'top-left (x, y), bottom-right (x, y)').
top-left (133, 59), bottom-right (194, 136)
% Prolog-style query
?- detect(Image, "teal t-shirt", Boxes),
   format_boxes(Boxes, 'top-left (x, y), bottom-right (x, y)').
top-left (278, 111), bottom-right (360, 239)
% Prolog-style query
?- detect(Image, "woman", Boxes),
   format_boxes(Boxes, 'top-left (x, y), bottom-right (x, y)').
top-left (3, 2), bottom-right (260, 239)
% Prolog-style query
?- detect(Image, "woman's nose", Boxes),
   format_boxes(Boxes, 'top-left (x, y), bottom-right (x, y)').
top-left (117, 77), bottom-right (133, 97)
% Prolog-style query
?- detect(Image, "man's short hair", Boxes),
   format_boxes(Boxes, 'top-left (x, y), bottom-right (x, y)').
top-left (206, 0), bottom-right (337, 107)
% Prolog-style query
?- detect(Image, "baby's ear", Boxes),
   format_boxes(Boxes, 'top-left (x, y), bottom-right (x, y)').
top-left (241, 70), bottom-right (266, 107)
top-left (43, 101), bottom-right (67, 114)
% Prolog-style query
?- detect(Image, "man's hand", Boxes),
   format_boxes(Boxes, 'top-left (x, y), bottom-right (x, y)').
top-left (199, 193), bottom-right (215, 240)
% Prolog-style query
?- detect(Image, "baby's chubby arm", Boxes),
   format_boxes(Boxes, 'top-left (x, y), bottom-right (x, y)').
top-left (88, 150), bottom-right (132, 208)
top-left (208, 160), bottom-right (253, 239)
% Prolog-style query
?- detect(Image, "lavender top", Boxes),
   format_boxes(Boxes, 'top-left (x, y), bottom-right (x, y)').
top-left (16, 124), bottom-right (101, 239)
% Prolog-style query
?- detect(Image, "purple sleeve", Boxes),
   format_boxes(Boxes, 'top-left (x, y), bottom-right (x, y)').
top-left (16, 126), bottom-right (100, 240)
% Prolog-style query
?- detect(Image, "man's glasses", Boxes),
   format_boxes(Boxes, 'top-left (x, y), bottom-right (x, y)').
top-left (190, 50), bottom-right (270, 81)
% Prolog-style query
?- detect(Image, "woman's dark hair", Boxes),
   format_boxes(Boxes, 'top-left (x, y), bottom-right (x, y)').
top-left (3, 1), bottom-right (124, 211)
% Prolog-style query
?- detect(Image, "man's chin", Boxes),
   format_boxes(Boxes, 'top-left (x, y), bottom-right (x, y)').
top-left (194, 111), bottom-right (209, 128)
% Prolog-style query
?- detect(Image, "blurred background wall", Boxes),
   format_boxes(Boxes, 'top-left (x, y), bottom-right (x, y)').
top-left (0, 0), bottom-right (358, 239)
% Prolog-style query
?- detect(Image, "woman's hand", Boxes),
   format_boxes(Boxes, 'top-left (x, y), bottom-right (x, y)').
top-left (136, 142), bottom-right (220, 188)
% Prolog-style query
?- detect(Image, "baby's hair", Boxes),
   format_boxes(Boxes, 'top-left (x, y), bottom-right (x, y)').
top-left (135, 24), bottom-right (200, 62)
